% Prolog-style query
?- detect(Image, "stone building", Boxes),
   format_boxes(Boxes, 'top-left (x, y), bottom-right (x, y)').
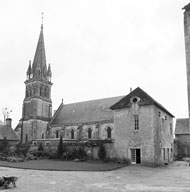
top-left (175, 3), bottom-right (190, 157)
top-left (45, 87), bottom-right (174, 166)
top-left (0, 118), bottom-right (19, 145)
top-left (18, 23), bottom-right (53, 143)
top-left (110, 88), bottom-right (174, 166)
top-left (16, 22), bottom-right (174, 166)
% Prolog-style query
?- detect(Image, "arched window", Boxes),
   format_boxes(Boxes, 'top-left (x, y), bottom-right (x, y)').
top-left (28, 88), bottom-right (31, 97)
top-left (88, 128), bottom-right (92, 139)
top-left (40, 86), bottom-right (44, 97)
top-left (45, 88), bottom-right (49, 98)
top-left (25, 134), bottom-right (28, 143)
top-left (38, 68), bottom-right (41, 78)
top-left (42, 133), bottom-right (44, 139)
top-left (107, 127), bottom-right (112, 139)
top-left (26, 89), bottom-right (28, 97)
top-left (56, 130), bottom-right (59, 138)
top-left (30, 87), bottom-right (34, 96)
top-left (71, 129), bottom-right (74, 139)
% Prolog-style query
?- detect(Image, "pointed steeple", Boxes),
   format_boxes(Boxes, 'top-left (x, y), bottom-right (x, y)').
top-left (32, 23), bottom-right (47, 80)
top-left (27, 60), bottom-right (32, 78)
top-left (47, 63), bottom-right (52, 81)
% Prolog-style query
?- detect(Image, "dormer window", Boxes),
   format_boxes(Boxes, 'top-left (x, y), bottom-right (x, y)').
top-left (133, 98), bottom-right (138, 103)
top-left (130, 97), bottom-right (140, 104)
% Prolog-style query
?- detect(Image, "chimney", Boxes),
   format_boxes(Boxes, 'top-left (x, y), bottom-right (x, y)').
top-left (6, 118), bottom-right (12, 127)
top-left (183, 4), bottom-right (190, 132)
top-left (130, 88), bottom-right (132, 93)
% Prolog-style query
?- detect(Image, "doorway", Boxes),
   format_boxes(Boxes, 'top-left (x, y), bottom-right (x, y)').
top-left (131, 148), bottom-right (141, 164)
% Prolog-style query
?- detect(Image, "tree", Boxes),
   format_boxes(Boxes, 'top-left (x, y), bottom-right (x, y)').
top-left (57, 136), bottom-right (64, 158)
top-left (98, 144), bottom-right (106, 161)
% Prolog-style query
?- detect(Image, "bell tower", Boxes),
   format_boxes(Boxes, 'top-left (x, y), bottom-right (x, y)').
top-left (21, 22), bottom-right (53, 143)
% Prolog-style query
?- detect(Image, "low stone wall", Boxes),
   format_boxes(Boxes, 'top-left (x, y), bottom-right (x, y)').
top-left (30, 139), bottom-right (114, 160)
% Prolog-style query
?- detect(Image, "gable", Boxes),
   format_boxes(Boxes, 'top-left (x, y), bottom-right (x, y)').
top-left (110, 87), bottom-right (174, 118)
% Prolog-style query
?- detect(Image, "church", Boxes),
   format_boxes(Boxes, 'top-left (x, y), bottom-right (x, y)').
top-left (15, 21), bottom-right (174, 166)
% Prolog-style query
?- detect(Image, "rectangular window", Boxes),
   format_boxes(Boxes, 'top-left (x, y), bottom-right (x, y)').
top-left (134, 115), bottom-right (139, 130)
top-left (163, 148), bottom-right (165, 161)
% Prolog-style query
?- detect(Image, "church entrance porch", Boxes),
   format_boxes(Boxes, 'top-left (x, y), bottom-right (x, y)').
top-left (131, 148), bottom-right (141, 164)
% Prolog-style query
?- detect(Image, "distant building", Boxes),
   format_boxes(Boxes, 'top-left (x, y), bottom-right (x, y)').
top-left (16, 21), bottom-right (174, 166)
top-left (0, 118), bottom-right (19, 145)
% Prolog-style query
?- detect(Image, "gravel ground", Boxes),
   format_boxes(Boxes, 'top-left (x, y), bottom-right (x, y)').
top-left (0, 161), bottom-right (190, 192)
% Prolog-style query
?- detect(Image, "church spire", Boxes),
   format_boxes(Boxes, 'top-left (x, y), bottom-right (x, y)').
top-left (32, 14), bottom-right (47, 80)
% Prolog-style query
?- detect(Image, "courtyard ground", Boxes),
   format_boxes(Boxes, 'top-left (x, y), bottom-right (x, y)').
top-left (0, 161), bottom-right (190, 192)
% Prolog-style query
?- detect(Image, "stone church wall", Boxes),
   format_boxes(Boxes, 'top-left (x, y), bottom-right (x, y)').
top-left (49, 122), bottom-right (115, 140)
top-left (22, 119), bottom-right (48, 143)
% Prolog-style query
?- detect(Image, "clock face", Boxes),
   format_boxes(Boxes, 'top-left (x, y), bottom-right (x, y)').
top-left (30, 74), bottom-right (33, 78)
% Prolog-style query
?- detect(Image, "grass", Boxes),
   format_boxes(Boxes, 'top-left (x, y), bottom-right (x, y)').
top-left (0, 159), bottom-right (126, 171)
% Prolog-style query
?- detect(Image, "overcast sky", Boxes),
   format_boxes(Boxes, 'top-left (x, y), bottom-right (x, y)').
top-left (0, 0), bottom-right (189, 128)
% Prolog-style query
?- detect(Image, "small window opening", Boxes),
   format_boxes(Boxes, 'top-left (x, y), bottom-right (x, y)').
top-left (107, 127), bottom-right (112, 139)
top-left (133, 97), bottom-right (138, 103)
top-left (71, 129), bottom-right (74, 139)
top-left (88, 128), bottom-right (92, 139)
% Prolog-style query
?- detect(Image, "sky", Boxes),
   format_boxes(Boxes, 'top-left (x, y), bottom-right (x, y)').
top-left (0, 0), bottom-right (189, 128)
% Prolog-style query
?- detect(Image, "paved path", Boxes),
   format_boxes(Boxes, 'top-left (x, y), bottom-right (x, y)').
top-left (0, 161), bottom-right (190, 192)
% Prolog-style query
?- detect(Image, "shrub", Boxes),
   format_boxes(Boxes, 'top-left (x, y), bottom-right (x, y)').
top-left (78, 147), bottom-right (87, 159)
top-left (25, 153), bottom-right (35, 161)
top-left (38, 143), bottom-right (44, 152)
top-left (15, 142), bottom-right (30, 157)
top-left (123, 158), bottom-right (131, 165)
top-left (48, 151), bottom-right (58, 159)
top-left (98, 144), bottom-right (106, 161)
top-left (57, 136), bottom-right (64, 158)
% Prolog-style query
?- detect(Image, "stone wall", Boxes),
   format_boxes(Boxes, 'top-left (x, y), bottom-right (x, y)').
top-left (153, 106), bottom-right (173, 165)
top-left (113, 103), bottom-right (173, 166)
top-left (175, 135), bottom-right (190, 157)
top-left (113, 104), bottom-right (155, 164)
top-left (22, 119), bottom-right (48, 143)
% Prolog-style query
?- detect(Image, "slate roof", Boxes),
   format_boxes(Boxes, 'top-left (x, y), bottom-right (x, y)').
top-left (50, 96), bottom-right (124, 126)
top-left (32, 24), bottom-right (47, 76)
top-left (175, 118), bottom-right (190, 135)
top-left (110, 87), bottom-right (174, 117)
top-left (0, 125), bottom-right (19, 140)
